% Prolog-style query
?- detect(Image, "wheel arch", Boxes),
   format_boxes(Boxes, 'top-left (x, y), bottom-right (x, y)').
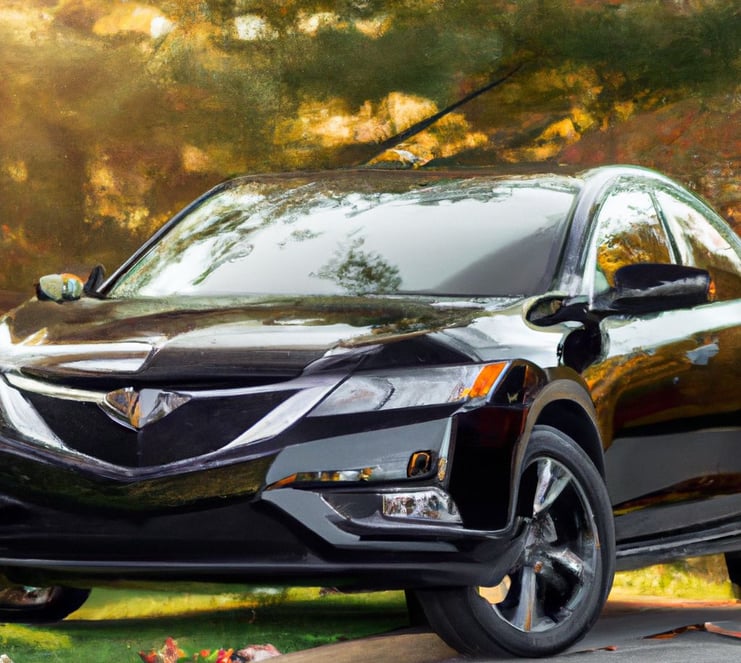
top-left (447, 366), bottom-right (604, 532)
top-left (528, 392), bottom-right (605, 478)
top-left (520, 365), bottom-right (604, 465)
top-left (506, 374), bottom-right (606, 528)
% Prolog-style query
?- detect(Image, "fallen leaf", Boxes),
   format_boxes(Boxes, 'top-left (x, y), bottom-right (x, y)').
top-left (235, 644), bottom-right (281, 661)
top-left (704, 621), bottom-right (741, 639)
top-left (645, 624), bottom-right (704, 639)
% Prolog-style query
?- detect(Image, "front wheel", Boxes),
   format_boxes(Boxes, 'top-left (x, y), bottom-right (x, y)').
top-left (416, 426), bottom-right (615, 658)
top-left (724, 551), bottom-right (741, 599)
top-left (0, 586), bottom-right (90, 623)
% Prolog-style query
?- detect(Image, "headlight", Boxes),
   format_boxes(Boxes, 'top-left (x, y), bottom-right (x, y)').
top-left (309, 361), bottom-right (508, 417)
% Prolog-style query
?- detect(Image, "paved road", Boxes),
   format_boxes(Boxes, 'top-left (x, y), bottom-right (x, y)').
top-left (278, 598), bottom-right (741, 662)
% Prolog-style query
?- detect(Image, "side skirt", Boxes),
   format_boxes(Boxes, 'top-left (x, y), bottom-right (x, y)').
top-left (615, 518), bottom-right (741, 571)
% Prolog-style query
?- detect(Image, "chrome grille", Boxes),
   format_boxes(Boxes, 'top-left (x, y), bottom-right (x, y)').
top-left (23, 389), bottom-right (298, 467)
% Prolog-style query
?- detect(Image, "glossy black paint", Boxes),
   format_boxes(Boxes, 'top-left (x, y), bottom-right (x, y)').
top-left (0, 164), bottom-right (738, 596)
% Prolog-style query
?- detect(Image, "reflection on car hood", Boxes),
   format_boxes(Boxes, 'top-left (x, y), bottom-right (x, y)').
top-left (0, 294), bottom-right (525, 382)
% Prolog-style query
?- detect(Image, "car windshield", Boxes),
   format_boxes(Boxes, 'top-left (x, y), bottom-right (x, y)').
top-left (108, 176), bottom-right (578, 299)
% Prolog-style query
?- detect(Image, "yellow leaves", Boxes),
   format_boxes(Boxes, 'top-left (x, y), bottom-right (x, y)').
top-left (0, 6), bottom-right (54, 43)
top-left (275, 97), bottom-right (367, 156)
top-left (613, 100), bottom-right (636, 121)
top-left (276, 92), bottom-right (486, 167)
top-left (93, 4), bottom-right (174, 39)
top-left (2, 160), bottom-right (27, 183)
top-left (233, 15), bottom-right (278, 41)
top-left (275, 99), bottom-right (357, 150)
top-left (542, 117), bottom-right (579, 142)
top-left (181, 144), bottom-right (246, 177)
top-left (502, 106), bottom-right (597, 162)
top-left (384, 112), bottom-right (488, 165)
top-left (571, 106), bottom-right (597, 132)
top-left (232, 10), bottom-right (392, 40)
top-left (89, 162), bottom-right (116, 192)
top-left (181, 145), bottom-right (211, 174)
top-left (384, 92), bottom-right (438, 134)
top-left (85, 156), bottom-right (155, 233)
top-left (280, 92), bottom-right (437, 149)
top-left (527, 65), bottom-right (603, 97)
top-left (296, 12), bottom-right (342, 36)
top-left (354, 15), bottom-right (393, 39)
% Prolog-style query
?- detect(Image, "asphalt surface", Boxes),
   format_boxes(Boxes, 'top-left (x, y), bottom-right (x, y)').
top-left (278, 597), bottom-right (741, 662)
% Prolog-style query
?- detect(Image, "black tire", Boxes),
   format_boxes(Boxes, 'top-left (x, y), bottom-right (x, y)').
top-left (404, 589), bottom-right (429, 627)
top-left (724, 551), bottom-right (741, 599)
top-left (416, 426), bottom-right (615, 658)
top-left (0, 586), bottom-right (90, 623)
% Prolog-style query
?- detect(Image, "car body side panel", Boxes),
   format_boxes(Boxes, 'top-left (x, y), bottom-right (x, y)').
top-left (606, 428), bottom-right (741, 509)
top-left (586, 300), bottom-right (740, 444)
top-left (586, 300), bottom-right (740, 513)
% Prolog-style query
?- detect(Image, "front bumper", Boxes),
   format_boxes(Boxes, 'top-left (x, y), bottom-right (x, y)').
top-left (0, 364), bottom-right (523, 590)
top-left (0, 414), bottom-right (521, 589)
top-left (0, 479), bottom-right (523, 590)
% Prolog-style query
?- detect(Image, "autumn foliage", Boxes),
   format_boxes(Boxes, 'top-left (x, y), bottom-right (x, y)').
top-left (0, 0), bottom-right (738, 292)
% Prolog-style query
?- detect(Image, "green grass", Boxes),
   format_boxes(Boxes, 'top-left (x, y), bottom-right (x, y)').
top-left (611, 555), bottom-right (736, 601)
top-left (0, 587), bottom-right (409, 662)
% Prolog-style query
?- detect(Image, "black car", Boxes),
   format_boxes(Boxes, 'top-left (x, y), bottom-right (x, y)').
top-left (0, 165), bottom-right (739, 657)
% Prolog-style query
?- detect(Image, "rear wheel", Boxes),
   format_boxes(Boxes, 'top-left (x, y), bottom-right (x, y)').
top-left (417, 426), bottom-right (615, 658)
top-left (0, 586), bottom-right (90, 623)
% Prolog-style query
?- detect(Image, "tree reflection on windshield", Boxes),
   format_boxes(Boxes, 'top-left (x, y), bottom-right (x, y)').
top-left (314, 237), bottom-right (402, 295)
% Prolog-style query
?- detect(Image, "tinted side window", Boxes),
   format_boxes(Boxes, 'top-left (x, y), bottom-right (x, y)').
top-left (590, 189), bottom-right (673, 294)
top-left (656, 190), bottom-right (741, 301)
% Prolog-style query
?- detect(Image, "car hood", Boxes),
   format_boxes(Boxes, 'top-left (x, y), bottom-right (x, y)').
top-left (0, 294), bottom-right (530, 384)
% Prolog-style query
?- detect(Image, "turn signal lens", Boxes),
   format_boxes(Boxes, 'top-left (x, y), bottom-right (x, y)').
top-left (462, 363), bottom-right (507, 400)
top-left (267, 466), bottom-right (377, 489)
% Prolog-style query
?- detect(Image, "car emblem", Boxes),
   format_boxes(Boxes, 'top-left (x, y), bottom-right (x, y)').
top-left (101, 387), bottom-right (191, 430)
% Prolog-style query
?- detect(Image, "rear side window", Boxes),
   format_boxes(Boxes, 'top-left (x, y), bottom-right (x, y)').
top-left (656, 190), bottom-right (741, 301)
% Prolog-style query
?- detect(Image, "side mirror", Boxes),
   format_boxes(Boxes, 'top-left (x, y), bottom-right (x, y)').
top-left (525, 294), bottom-right (590, 327)
top-left (595, 263), bottom-right (711, 315)
top-left (35, 265), bottom-right (106, 303)
top-left (36, 273), bottom-right (84, 302)
top-left (526, 263), bottom-right (711, 328)
top-left (83, 264), bottom-right (106, 295)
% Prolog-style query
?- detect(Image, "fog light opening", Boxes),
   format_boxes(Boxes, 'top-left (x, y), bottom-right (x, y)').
top-left (382, 488), bottom-right (462, 524)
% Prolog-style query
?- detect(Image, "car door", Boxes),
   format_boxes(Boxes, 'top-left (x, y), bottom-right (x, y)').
top-left (578, 179), bottom-right (741, 545)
